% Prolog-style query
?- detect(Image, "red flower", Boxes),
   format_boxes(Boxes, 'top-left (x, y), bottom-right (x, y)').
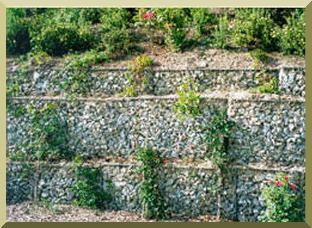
top-left (284, 176), bottom-right (289, 181)
top-left (276, 180), bottom-right (283, 186)
top-left (149, 12), bottom-right (155, 19)
top-left (218, 134), bottom-right (224, 137)
top-left (137, 174), bottom-right (144, 178)
top-left (162, 159), bottom-right (169, 164)
top-left (291, 183), bottom-right (296, 190)
top-left (142, 13), bottom-right (149, 20)
top-left (189, 144), bottom-right (196, 150)
top-left (269, 180), bottom-right (274, 185)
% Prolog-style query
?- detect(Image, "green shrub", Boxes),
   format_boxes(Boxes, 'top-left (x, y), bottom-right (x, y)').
top-left (279, 9), bottom-right (305, 56)
top-left (212, 15), bottom-right (229, 49)
top-left (231, 8), bottom-right (279, 51)
top-left (6, 8), bottom-right (31, 55)
top-left (190, 8), bottom-right (217, 37)
top-left (135, 147), bottom-right (167, 220)
top-left (267, 8), bottom-right (297, 26)
top-left (174, 77), bottom-right (203, 121)
top-left (100, 27), bottom-right (134, 59)
top-left (158, 8), bottom-right (190, 51)
top-left (100, 8), bottom-right (132, 32)
top-left (97, 9), bottom-right (136, 59)
top-left (79, 8), bottom-right (105, 24)
top-left (135, 8), bottom-right (190, 51)
top-left (133, 8), bottom-right (165, 45)
top-left (65, 49), bottom-right (107, 69)
top-left (260, 173), bottom-right (305, 222)
top-left (30, 9), bottom-right (97, 56)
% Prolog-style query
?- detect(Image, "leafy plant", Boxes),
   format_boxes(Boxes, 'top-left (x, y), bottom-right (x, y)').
top-left (99, 9), bottom-right (135, 59)
top-left (231, 8), bottom-right (279, 51)
top-left (40, 198), bottom-right (60, 213)
top-left (29, 9), bottom-right (97, 56)
top-left (249, 49), bottom-right (268, 69)
top-left (134, 8), bottom-right (165, 45)
top-left (19, 162), bottom-right (35, 180)
top-left (71, 165), bottom-right (111, 210)
top-left (123, 55), bottom-right (153, 97)
top-left (250, 71), bottom-right (280, 94)
top-left (135, 8), bottom-right (190, 51)
top-left (7, 78), bottom-right (21, 98)
top-left (174, 77), bottom-right (203, 121)
top-left (260, 173), bottom-right (305, 222)
top-left (8, 151), bottom-right (35, 180)
top-left (279, 9), bottom-right (305, 56)
top-left (190, 8), bottom-right (217, 37)
top-left (135, 146), bottom-right (167, 220)
top-left (6, 8), bottom-right (31, 55)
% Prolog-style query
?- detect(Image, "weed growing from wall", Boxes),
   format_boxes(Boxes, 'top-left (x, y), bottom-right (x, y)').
top-left (249, 49), bottom-right (268, 69)
top-left (249, 71), bottom-right (280, 94)
top-left (174, 77), bottom-right (203, 121)
top-left (135, 147), bottom-right (167, 220)
top-left (123, 55), bottom-right (153, 97)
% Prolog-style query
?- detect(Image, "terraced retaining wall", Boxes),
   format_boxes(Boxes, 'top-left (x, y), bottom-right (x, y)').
top-left (6, 65), bottom-right (305, 222)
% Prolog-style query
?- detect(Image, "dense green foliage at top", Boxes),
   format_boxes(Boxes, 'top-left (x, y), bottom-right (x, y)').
top-left (7, 8), bottom-right (305, 61)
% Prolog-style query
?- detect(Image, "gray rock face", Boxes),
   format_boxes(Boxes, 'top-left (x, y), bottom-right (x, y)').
top-left (7, 94), bottom-right (305, 167)
top-left (7, 67), bottom-right (305, 97)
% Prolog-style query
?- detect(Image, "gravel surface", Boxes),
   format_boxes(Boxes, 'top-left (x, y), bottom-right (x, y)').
top-left (7, 46), bottom-right (305, 72)
top-left (7, 201), bottom-right (223, 222)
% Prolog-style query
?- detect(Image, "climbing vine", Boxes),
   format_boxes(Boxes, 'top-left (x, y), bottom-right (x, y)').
top-left (135, 146), bottom-right (167, 220)
top-left (201, 109), bottom-right (235, 170)
top-left (22, 102), bottom-right (70, 161)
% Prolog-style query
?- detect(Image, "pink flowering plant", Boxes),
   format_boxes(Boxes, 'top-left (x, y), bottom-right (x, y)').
top-left (134, 8), bottom-right (189, 51)
top-left (134, 8), bottom-right (164, 45)
top-left (260, 172), bottom-right (305, 222)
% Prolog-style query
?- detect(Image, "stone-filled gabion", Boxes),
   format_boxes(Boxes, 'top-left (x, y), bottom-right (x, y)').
top-left (6, 67), bottom-right (305, 97)
top-left (6, 161), bottom-right (305, 221)
top-left (6, 63), bottom-right (306, 222)
top-left (279, 67), bottom-right (305, 97)
top-left (228, 94), bottom-right (305, 167)
top-left (6, 163), bottom-right (34, 205)
top-left (7, 93), bottom-right (305, 167)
